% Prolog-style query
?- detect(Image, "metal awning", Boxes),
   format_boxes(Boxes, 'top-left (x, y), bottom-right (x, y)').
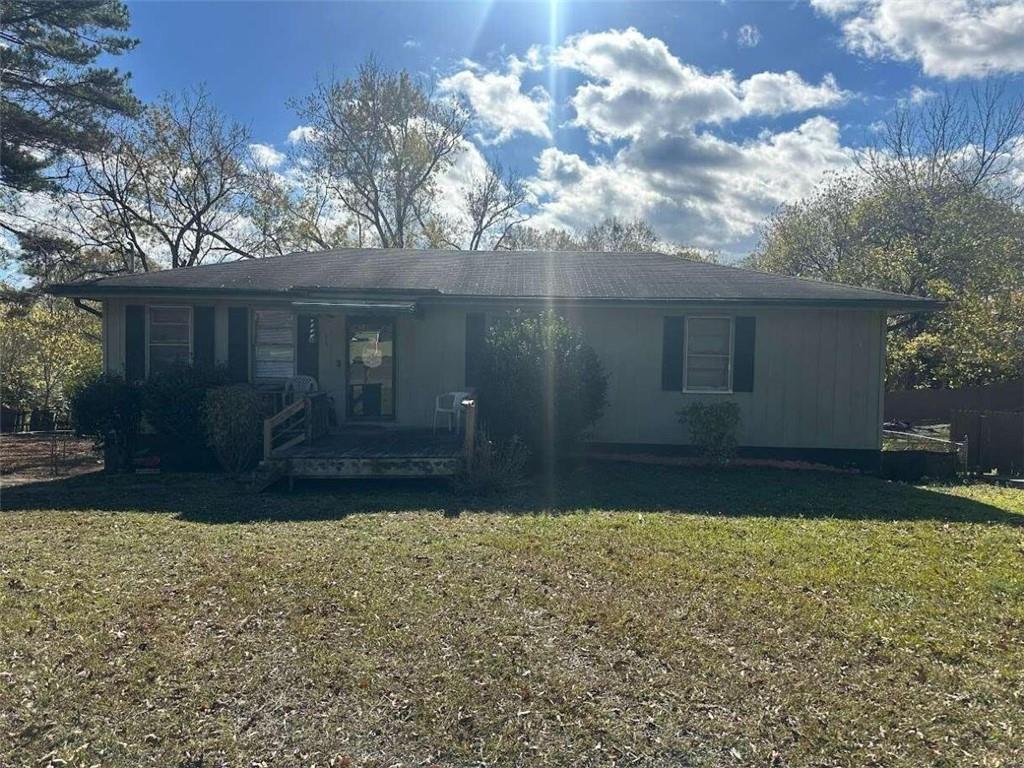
top-left (289, 299), bottom-right (418, 314)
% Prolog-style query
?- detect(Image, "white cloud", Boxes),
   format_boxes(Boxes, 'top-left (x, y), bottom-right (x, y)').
top-left (287, 125), bottom-right (317, 144)
top-left (402, 38), bottom-right (420, 49)
top-left (553, 28), bottom-right (849, 141)
top-left (249, 142), bottom-right (285, 168)
top-left (812, 0), bottom-right (1024, 78)
top-left (737, 24), bottom-right (762, 47)
top-left (440, 58), bottom-right (552, 143)
top-left (908, 84), bottom-right (937, 104)
top-left (529, 117), bottom-right (854, 252)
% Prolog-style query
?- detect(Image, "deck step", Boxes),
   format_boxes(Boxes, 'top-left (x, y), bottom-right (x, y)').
top-left (251, 460), bottom-right (287, 492)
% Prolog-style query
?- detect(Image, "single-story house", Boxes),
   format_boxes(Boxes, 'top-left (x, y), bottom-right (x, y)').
top-left (51, 248), bottom-right (938, 475)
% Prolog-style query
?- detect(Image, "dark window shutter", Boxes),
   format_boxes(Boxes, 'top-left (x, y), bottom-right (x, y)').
top-left (193, 306), bottom-right (216, 370)
top-left (296, 314), bottom-right (319, 378)
top-left (465, 312), bottom-right (486, 388)
top-left (733, 316), bottom-right (756, 392)
top-left (661, 316), bottom-right (685, 391)
top-left (125, 305), bottom-right (146, 382)
top-left (227, 307), bottom-right (249, 383)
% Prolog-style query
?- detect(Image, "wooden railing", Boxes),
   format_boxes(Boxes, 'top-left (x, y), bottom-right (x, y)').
top-left (462, 396), bottom-right (477, 465)
top-left (263, 392), bottom-right (331, 460)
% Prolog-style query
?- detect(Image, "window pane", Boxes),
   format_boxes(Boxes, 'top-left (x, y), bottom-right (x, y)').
top-left (254, 311), bottom-right (295, 379)
top-left (150, 344), bottom-right (190, 372)
top-left (255, 359), bottom-right (294, 379)
top-left (255, 345), bottom-right (294, 362)
top-left (151, 307), bottom-right (190, 324)
top-left (256, 311), bottom-right (294, 344)
top-left (150, 323), bottom-right (190, 344)
top-left (688, 318), bottom-right (731, 354)
top-left (687, 355), bottom-right (729, 390)
top-left (348, 319), bottom-right (395, 419)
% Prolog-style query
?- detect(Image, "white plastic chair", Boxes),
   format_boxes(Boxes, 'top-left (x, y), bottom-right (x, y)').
top-left (433, 390), bottom-right (471, 433)
top-left (284, 375), bottom-right (319, 405)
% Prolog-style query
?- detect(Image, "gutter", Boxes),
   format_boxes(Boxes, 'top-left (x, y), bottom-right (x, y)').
top-left (46, 284), bottom-right (944, 314)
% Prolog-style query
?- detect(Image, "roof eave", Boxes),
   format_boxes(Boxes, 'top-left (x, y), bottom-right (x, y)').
top-left (46, 282), bottom-right (944, 312)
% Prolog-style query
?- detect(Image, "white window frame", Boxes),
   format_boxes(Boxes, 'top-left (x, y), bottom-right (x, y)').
top-left (683, 315), bottom-right (734, 394)
top-left (147, 305), bottom-right (192, 375)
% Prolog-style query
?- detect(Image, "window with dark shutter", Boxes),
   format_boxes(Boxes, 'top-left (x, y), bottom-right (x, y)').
top-left (661, 316), bottom-right (685, 391)
top-left (465, 312), bottom-right (486, 389)
top-left (227, 307), bottom-right (249, 383)
top-left (733, 316), bottom-right (756, 392)
top-left (193, 306), bottom-right (216, 370)
top-left (684, 317), bottom-right (732, 393)
top-left (125, 305), bottom-right (146, 382)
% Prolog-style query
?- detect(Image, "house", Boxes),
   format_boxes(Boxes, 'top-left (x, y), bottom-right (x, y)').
top-left (51, 248), bottom-right (939, 476)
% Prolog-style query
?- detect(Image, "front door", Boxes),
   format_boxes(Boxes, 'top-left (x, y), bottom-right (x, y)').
top-left (346, 317), bottom-right (396, 421)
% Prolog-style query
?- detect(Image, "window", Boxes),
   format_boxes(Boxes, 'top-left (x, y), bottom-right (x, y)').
top-left (148, 306), bottom-right (191, 374)
top-left (254, 310), bottom-right (295, 379)
top-left (684, 317), bottom-right (733, 392)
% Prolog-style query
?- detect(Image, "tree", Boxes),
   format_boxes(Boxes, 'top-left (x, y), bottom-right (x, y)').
top-left (9, 88), bottom-right (256, 281)
top-left (292, 57), bottom-right (468, 248)
top-left (1, 294), bottom-right (102, 418)
top-left (859, 81), bottom-right (1024, 203)
top-left (418, 158), bottom-right (529, 250)
top-left (500, 216), bottom-right (717, 261)
top-left (0, 0), bottom-right (139, 196)
top-left (580, 217), bottom-right (660, 252)
top-left (240, 162), bottom-right (353, 256)
top-left (749, 84), bottom-right (1024, 388)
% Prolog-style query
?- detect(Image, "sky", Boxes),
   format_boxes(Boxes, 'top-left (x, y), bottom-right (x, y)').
top-left (77, 0), bottom-right (1024, 257)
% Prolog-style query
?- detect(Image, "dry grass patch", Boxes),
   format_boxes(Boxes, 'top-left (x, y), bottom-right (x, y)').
top-left (2, 465), bottom-right (1022, 767)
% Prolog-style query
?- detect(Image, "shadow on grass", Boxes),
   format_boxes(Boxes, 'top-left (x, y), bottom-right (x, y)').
top-left (2, 461), bottom-right (1021, 527)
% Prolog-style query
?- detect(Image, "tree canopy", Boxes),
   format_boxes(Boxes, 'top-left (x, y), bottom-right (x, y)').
top-left (292, 57), bottom-right (469, 248)
top-left (749, 84), bottom-right (1024, 389)
top-left (0, 0), bottom-right (139, 195)
top-left (1, 294), bottom-right (101, 417)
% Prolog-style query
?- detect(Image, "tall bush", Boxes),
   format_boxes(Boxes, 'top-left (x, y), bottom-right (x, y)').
top-left (69, 374), bottom-right (142, 471)
top-left (478, 310), bottom-right (607, 464)
top-left (678, 401), bottom-right (741, 465)
top-left (203, 385), bottom-right (264, 474)
top-left (141, 364), bottom-right (230, 468)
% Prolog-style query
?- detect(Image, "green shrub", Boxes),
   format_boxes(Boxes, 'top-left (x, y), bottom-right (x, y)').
top-left (679, 401), bottom-right (741, 464)
top-left (478, 310), bottom-right (607, 465)
top-left (69, 374), bottom-right (142, 471)
top-left (455, 433), bottom-right (531, 495)
top-left (203, 385), bottom-right (265, 474)
top-left (141, 364), bottom-right (230, 469)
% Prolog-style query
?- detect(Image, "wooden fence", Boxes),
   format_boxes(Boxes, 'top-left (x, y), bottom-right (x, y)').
top-left (885, 380), bottom-right (1023, 423)
top-left (951, 410), bottom-right (1024, 476)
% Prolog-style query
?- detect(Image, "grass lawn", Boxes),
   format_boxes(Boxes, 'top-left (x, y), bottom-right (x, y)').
top-left (2, 465), bottom-right (1022, 767)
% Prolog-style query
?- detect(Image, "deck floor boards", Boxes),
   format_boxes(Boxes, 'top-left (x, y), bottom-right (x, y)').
top-left (274, 428), bottom-right (463, 460)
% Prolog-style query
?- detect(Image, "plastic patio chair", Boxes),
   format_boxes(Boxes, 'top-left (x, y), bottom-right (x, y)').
top-left (433, 390), bottom-right (471, 433)
top-left (284, 375), bottom-right (319, 405)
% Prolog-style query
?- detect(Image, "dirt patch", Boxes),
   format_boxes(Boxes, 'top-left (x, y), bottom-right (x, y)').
top-left (0, 433), bottom-right (103, 486)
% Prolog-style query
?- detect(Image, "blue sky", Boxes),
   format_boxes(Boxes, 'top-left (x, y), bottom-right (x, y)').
top-left (99, 1), bottom-right (1024, 255)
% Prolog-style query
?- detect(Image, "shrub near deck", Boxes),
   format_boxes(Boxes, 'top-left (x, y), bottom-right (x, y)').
top-left (2, 467), bottom-right (1023, 767)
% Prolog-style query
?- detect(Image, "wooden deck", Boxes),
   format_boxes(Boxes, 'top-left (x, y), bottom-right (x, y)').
top-left (265, 427), bottom-right (465, 482)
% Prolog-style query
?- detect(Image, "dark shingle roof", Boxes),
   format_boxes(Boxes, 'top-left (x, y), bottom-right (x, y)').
top-left (51, 248), bottom-right (940, 309)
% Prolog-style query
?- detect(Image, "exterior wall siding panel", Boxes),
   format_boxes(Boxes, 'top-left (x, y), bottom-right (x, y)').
top-left (100, 299), bottom-right (884, 451)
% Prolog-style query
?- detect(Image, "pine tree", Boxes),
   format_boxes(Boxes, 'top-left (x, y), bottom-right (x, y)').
top-left (1, 0), bottom-right (139, 194)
